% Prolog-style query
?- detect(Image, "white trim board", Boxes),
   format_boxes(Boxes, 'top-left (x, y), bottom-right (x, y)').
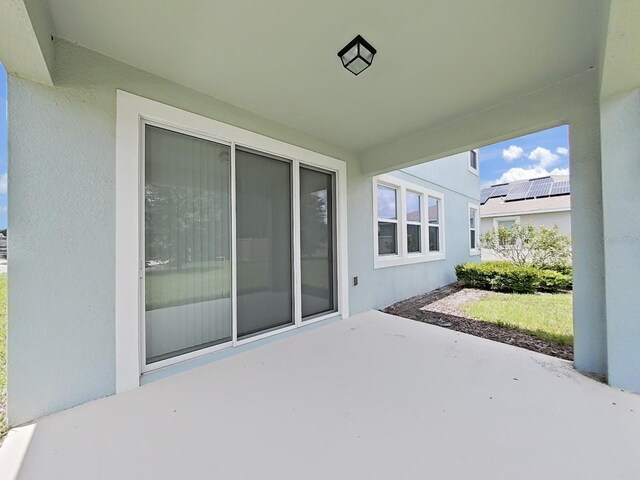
top-left (115, 91), bottom-right (349, 393)
top-left (468, 202), bottom-right (480, 256)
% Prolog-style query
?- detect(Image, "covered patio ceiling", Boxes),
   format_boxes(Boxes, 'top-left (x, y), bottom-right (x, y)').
top-left (2, 311), bottom-right (639, 479)
top-left (43, 0), bottom-right (606, 152)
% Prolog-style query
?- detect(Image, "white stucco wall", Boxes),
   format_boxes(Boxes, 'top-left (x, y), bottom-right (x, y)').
top-left (480, 211), bottom-right (571, 238)
top-left (479, 211), bottom-right (572, 261)
top-left (7, 41), bottom-right (480, 425)
top-left (600, 88), bottom-right (640, 393)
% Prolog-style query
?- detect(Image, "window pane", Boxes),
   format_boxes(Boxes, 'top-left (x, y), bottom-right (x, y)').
top-left (378, 222), bottom-right (397, 255)
top-left (428, 197), bottom-right (439, 224)
top-left (377, 185), bottom-right (397, 220)
top-left (498, 220), bottom-right (516, 228)
top-left (470, 151), bottom-right (478, 169)
top-left (144, 125), bottom-right (231, 364)
top-left (406, 191), bottom-right (421, 222)
top-left (300, 167), bottom-right (336, 319)
top-left (429, 226), bottom-right (440, 252)
top-left (469, 210), bottom-right (476, 229)
top-left (407, 224), bottom-right (421, 253)
top-left (236, 149), bottom-right (293, 338)
top-left (470, 231), bottom-right (476, 249)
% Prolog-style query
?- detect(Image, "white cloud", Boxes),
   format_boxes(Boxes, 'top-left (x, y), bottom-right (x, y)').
top-left (496, 166), bottom-right (570, 183)
top-left (502, 145), bottom-right (524, 162)
top-left (556, 147), bottom-right (569, 155)
top-left (527, 147), bottom-right (559, 168)
top-left (549, 167), bottom-right (570, 176)
top-left (0, 174), bottom-right (6, 194)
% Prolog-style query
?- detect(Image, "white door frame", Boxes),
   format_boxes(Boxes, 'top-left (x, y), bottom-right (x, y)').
top-left (115, 91), bottom-right (349, 393)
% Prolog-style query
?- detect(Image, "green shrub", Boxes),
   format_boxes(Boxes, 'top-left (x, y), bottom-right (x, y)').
top-left (480, 224), bottom-right (571, 270)
top-left (455, 261), bottom-right (571, 294)
top-left (537, 269), bottom-right (572, 292)
top-left (544, 263), bottom-right (572, 276)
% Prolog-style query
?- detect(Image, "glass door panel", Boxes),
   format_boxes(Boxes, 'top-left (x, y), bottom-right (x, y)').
top-left (300, 167), bottom-right (337, 319)
top-left (235, 149), bottom-right (293, 338)
top-left (144, 125), bottom-right (232, 364)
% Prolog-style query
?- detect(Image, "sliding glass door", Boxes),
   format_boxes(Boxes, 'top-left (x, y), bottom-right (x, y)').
top-left (144, 125), bottom-right (232, 364)
top-left (300, 167), bottom-right (337, 319)
top-left (142, 124), bottom-right (338, 367)
top-left (235, 149), bottom-right (293, 338)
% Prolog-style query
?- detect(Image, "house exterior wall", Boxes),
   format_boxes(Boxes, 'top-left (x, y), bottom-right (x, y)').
top-left (357, 69), bottom-right (608, 380)
top-left (7, 41), bottom-right (478, 425)
top-left (600, 88), bottom-right (640, 393)
top-left (480, 210), bottom-right (572, 237)
top-left (348, 154), bottom-right (480, 314)
top-left (399, 153), bottom-right (479, 199)
top-left (6, 41), bottom-right (357, 426)
top-left (479, 211), bottom-right (571, 261)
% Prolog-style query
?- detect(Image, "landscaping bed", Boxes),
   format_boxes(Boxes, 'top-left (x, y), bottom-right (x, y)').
top-left (383, 282), bottom-right (574, 361)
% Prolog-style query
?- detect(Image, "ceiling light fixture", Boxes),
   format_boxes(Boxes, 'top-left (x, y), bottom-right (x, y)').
top-left (338, 35), bottom-right (377, 76)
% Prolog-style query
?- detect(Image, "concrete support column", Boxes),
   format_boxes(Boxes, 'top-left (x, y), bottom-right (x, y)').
top-left (569, 99), bottom-right (608, 377)
top-left (601, 89), bottom-right (640, 393)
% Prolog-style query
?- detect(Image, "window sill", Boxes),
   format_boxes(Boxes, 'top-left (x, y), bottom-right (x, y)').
top-left (374, 252), bottom-right (446, 269)
top-left (470, 249), bottom-right (481, 257)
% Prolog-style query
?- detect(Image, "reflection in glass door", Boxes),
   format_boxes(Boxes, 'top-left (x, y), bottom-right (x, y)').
top-left (144, 125), bottom-right (232, 364)
top-left (235, 149), bottom-right (293, 338)
top-left (300, 167), bottom-right (337, 319)
top-left (143, 128), bottom-right (339, 366)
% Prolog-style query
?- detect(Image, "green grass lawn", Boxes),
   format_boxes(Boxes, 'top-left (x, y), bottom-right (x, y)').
top-left (0, 273), bottom-right (6, 434)
top-left (463, 292), bottom-right (573, 346)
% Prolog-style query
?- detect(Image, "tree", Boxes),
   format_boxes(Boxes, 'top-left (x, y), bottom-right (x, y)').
top-left (480, 223), bottom-right (571, 268)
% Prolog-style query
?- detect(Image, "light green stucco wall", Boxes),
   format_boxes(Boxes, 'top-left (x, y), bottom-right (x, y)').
top-left (7, 40), bottom-right (357, 426)
top-left (7, 41), bottom-right (480, 425)
top-left (601, 88), bottom-right (640, 393)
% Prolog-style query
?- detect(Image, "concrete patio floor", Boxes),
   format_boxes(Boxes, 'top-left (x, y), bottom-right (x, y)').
top-left (1, 310), bottom-right (639, 479)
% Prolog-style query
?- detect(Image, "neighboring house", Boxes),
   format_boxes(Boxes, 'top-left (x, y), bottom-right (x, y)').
top-left (0, 1), bottom-right (639, 434)
top-left (479, 175), bottom-right (571, 259)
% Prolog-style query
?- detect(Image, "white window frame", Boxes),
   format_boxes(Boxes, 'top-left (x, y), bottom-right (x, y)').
top-left (469, 203), bottom-right (480, 256)
top-left (373, 174), bottom-right (445, 269)
top-left (375, 182), bottom-right (400, 257)
top-left (493, 216), bottom-right (521, 231)
top-left (406, 189), bottom-right (423, 255)
top-left (468, 149), bottom-right (479, 175)
top-left (115, 91), bottom-right (349, 392)
top-left (427, 194), bottom-right (445, 256)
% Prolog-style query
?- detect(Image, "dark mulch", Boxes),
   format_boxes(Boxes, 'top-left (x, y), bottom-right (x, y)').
top-left (382, 282), bottom-right (574, 361)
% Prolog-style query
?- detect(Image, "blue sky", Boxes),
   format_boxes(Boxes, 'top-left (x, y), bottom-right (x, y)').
top-left (477, 125), bottom-right (569, 187)
top-left (0, 63), bottom-right (6, 229)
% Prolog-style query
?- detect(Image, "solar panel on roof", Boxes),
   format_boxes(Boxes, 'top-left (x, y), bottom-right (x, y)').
top-left (480, 187), bottom-right (496, 204)
top-left (492, 184), bottom-right (511, 197)
top-left (550, 181), bottom-right (570, 196)
top-left (526, 177), bottom-right (553, 198)
top-left (504, 181), bottom-right (531, 201)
